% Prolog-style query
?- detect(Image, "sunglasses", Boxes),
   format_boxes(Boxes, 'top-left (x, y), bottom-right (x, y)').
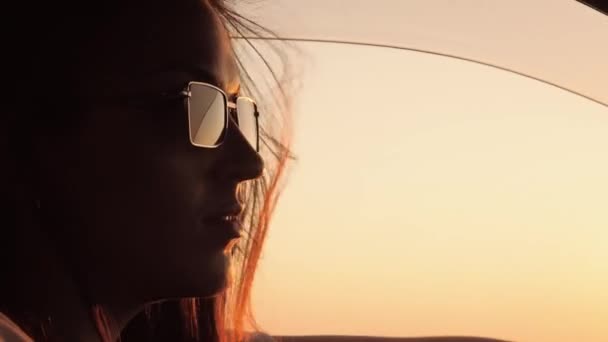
top-left (179, 81), bottom-right (260, 152)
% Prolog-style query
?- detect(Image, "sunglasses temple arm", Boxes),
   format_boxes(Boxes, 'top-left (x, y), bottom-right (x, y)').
top-left (254, 104), bottom-right (260, 152)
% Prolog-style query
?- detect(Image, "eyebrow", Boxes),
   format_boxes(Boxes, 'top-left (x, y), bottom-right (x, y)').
top-left (186, 67), bottom-right (240, 99)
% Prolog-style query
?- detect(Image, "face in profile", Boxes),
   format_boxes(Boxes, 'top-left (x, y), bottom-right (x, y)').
top-left (34, 0), bottom-right (263, 302)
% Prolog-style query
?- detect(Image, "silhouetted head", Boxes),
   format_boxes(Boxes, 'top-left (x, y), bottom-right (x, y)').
top-left (2, 0), bottom-right (292, 340)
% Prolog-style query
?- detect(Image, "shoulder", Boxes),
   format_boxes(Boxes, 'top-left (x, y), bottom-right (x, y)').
top-left (0, 313), bottom-right (34, 342)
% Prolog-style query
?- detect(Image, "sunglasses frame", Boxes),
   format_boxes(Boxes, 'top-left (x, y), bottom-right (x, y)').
top-left (180, 81), bottom-right (260, 152)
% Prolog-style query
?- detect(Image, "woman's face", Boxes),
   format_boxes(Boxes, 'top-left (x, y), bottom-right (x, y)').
top-left (35, 0), bottom-right (263, 302)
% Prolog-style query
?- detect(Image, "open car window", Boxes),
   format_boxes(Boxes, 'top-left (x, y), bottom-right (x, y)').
top-left (237, 2), bottom-right (607, 341)
top-left (251, 42), bottom-right (608, 342)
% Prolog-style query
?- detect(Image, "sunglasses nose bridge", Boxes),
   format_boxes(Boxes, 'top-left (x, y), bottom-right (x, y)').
top-left (227, 101), bottom-right (239, 123)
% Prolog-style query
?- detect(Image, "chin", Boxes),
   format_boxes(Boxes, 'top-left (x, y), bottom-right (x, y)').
top-left (177, 251), bottom-right (233, 298)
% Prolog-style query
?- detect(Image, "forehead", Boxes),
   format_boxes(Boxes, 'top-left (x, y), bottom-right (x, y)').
top-left (76, 0), bottom-right (239, 94)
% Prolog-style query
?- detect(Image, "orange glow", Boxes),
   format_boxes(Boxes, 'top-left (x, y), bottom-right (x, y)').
top-left (251, 42), bottom-right (608, 342)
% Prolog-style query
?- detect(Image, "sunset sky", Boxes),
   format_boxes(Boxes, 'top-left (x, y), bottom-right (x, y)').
top-left (250, 42), bottom-right (608, 342)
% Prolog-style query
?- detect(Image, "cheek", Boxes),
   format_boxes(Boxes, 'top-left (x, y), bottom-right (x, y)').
top-left (63, 109), bottom-right (219, 262)
top-left (45, 106), bottom-right (229, 293)
top-left (78, 117), bottom-right (189, 227)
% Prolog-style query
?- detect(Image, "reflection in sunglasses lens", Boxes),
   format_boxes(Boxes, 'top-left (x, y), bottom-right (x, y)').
top-left (188, 83), bottom-right (226, 147)
top-left (236, 97), bottom-right (258, 151)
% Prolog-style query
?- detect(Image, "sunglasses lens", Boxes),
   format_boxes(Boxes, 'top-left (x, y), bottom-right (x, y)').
top-left (236, 97), bottom-right (259, 151)
top-left (187, 83), bottom-right (227, 147)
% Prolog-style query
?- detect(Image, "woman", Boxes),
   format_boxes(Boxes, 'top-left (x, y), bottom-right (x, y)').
top-left (1, 0), bottom-right (291, 341)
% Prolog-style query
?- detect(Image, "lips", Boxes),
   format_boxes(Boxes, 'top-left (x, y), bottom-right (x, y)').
top-left (200, 216), bottom-right (242, 241)
top-left (201, 204), bottom-right (243, 222)
top-left (199, 204), bottom-right (244, 242)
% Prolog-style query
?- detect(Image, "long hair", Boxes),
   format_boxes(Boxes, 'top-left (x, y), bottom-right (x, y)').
top-left (1, 0), bottom-right (295, 341)
top-left (120, 2), bottom-right (295, 340)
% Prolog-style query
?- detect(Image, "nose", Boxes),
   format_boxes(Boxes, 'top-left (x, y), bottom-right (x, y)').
top-left (214, 117), bottom-right (264, 181)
